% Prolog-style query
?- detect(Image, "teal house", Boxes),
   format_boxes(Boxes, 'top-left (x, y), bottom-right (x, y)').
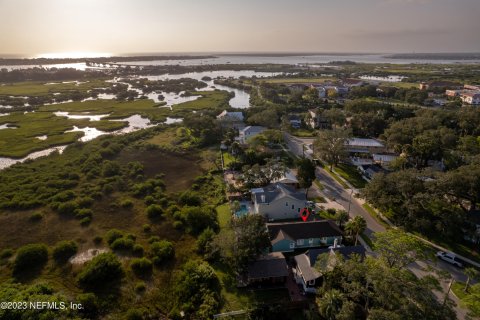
top-left (267, 220), bottom-right (343, 253)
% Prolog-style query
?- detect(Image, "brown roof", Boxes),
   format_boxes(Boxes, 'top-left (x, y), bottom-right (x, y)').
top-left (267, 220), bottom-right (343, 241)
top-left (247, 252), bottom-right (289, 280)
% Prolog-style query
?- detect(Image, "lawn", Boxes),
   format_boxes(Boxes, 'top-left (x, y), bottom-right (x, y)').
top-left (216, 203), bottom-right (232, 230)
top-left (334, 164), bottom-right (367, 189)
top-left (222, 151), bottom-right (236, 167)
top-left (291, 128), bottom-right (316, 138)
top-left (362, 203), bottom-right (390, 228)
top-left (452, 281), bottom-right (480, 318)
top-left (322, 165), bottom-right (349, 189)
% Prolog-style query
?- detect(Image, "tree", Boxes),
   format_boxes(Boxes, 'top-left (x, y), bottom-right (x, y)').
top-left (231, 214), bottom-right (271, 272)
top-left (316, 289), bottom-right (344, 320)
top-left (334, 210), bottom-right (349, 228)
top-left (242, 160), bottom-right (287, 187)
top-left (174, 260), bottom-right (221, 319)
top-left (464, 267), bottom-right (479, 292)
top-left (77, 253), bottom-right (124, 291)
top-left (314, 128), bottom-right (351, 171)
top-left (373, 230), bottom-right (425, 269)
top-left (344, 216), bottom-right (366, 245)
top-left (297, 158), bottom-right (316, 198)
top-left (130, 258), bottom-right (153, 278)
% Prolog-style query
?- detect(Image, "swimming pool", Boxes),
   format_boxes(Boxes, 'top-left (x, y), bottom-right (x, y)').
top-left (235, 204), bottom-right (250, 218)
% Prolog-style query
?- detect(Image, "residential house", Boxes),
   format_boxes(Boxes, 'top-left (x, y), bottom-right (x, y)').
top-left (460, 91), bottom-right (480, 105)
top-left (272, 171), bottom-right (300, 189)
top-left (244, 252), bottom-right (289, 286)
top-left (464, 84), bottom-right (480, 91)
top-left (310, 84), bottom-right (327, 98)
top-left (238, 126), bottom-right (266, 144)
top-left (308, 109), bottom-right (330, 129)
top-left (342, 78), bottom-right (364, 88)
top-left (293, 245), bottom-right (366, 293)
top-left (251, 183), bottom-right (307, 221)
top-left (372, 154), bottom-right (398, 167)
top-left (288, 115), bottom-right (302, 129)
top-left (216, 110), bottom-right (245, 129)
top-left (419, 81), bottom-right (463, 91)
top-left (359, 164), bottom-right (386, 180)
top-left (267, 220), bottom-right (343, 253)
top-left (345, 138), bottom-right (386, 155)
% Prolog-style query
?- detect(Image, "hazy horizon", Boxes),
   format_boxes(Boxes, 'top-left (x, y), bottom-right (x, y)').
top-left (1, 0), bottom-right (479, 57)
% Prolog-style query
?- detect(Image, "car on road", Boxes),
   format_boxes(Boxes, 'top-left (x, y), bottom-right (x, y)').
top-left (435, 251), bottom-right (463, 268)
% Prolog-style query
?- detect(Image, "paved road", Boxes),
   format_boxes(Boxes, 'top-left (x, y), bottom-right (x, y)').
top-left (284, 132), bottom-right (471, 319)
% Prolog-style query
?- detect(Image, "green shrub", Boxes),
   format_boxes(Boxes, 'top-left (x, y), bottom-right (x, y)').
top-left (143, 224), bottom-right (151, 233)
top-left (75, 208), bottom-right (93, 219)
top-left (148, 236), bottom-right (160, 244)
top-left (133, 244), bottom-right (144, 257)
top-left (13, 243), bottom-right (49, 275)
top-left (196, 228), bottom-right (216, 254)
top-left (102, 184), bottom-right (114, 195)
top-left (29, 212), bottom-right (44, 222)
top-left (110, 238), bottom-right (135, 252)
top-left (120, 199), bottom-right (134, 209)
top-left (126, 233), bottom-right (137, 241)
top-left (57, 201), bottom-right (79, 216)
top-left (134, 281), bottom-right (146, 293)
top-left (179, 191), bottom-right (202, 206)
top-left (0, 248), bottom-right (14, 259)
top-left (144, 196), bottom-right (155, 205)
top-left (93, 236), bottom-right (103, 245)
top-left (130, 258), bottom-right (153, 277)
top-left (105, 229), bottom-right (124, 245)
top-left (173, 221), bottom-right (183, 230)
top-left (52, 240), bottom-right (78, 264)
top-left (146, 204), bottom-right (163, 220)
top-left (151, 240), bottom-right (174, 265)
top-left (78, 253), bottom-right (124, 290)
top-left (80, 217), bottom-right (92, 226)
top-left (125, 308), bottom-right (144, 320)
top-left (76, 293), bottom-right (99, 318)
top-left (77, 196), bottom-right (94, 208)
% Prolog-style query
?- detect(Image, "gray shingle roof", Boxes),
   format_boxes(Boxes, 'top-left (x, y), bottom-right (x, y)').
top-left (294, 254), bottom-right (320, 282)
top-left (252, 183), bottom-right (306, 204)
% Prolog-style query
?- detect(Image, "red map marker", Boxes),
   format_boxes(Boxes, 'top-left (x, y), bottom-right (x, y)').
top-left (300, 208), bottom-right (311, 222)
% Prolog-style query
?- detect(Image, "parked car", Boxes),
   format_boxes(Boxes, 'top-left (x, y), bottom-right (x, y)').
top-left (435, 251), bottom-right (463, 268)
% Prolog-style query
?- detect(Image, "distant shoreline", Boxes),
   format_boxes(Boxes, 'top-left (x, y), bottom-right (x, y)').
top-left (0, 55), bottom-right (217, 66)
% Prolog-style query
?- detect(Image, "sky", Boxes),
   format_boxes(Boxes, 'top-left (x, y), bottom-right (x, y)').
top-left (1, 0), bottom-right (479, 57)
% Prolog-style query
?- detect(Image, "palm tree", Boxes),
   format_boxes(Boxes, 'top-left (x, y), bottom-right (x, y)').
top-left (345, 216), bottom-right (367, 245)
top-left (317, 289), bottom-right (344, 320)
top-left (464, 267), bottom-right (479, 292)
top-left (334, 210), bottom-right (349, 228)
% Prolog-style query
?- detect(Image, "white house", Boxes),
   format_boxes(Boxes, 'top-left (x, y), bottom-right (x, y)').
top-left (251, 183), bottom-right (307, 221)
top-left (238, 126), bottom-right (266, 144)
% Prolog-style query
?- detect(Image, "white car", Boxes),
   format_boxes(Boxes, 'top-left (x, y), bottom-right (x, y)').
top-left (435, 251), bottom-right (463, 268)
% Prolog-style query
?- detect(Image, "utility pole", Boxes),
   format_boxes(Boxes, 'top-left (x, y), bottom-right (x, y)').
top-left (347, 189), bottom-right (354, 215)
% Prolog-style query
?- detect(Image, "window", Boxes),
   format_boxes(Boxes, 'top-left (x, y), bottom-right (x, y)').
top-left (309, 238), bottom-right (314, 244)
top-left (285, 202), bottom-right (288, 206)
top-left (291, 204), bottom-right (294, 209)
top-left (297, 208), bottom-right (300, 212)
top-left (297, 239), bottom-right (304, 246)
top-left (289, 242), bottom-right (295, 249)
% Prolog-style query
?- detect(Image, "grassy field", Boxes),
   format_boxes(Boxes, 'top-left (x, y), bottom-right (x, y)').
top-left (0, 79), bottom-right (111, 96)
top-left (0, 130), bottom-right (219, 317)
top-left (334, 164), bottom-right (367, 189)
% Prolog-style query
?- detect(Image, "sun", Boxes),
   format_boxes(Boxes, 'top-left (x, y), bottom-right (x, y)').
top-left (36, 52), bottom-right (112, 59)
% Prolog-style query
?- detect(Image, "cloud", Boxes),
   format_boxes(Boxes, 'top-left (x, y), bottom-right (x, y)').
top-left (345, 27), bottom-right (452, 39)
